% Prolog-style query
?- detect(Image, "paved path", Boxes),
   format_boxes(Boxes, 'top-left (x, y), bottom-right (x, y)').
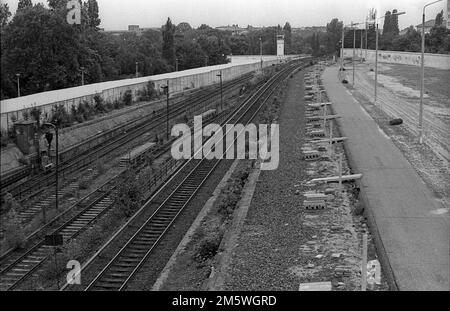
top-left (323, 66), bottom-right (449, 291)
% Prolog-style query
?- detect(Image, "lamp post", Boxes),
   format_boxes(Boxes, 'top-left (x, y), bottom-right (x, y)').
top-left (419, 0), bottom-right (442, 144)
top-left (340, 25), bottom-right (345, 73)
top-left (161, 80), bottom-right (169, 140)
top-left (374, 11), bottom-right (406, 107)
top-left (260, 37), bottom-right (263, 70)
top-left (175, 58), bottom-right (179, 71)
top-left (16, 73), bottom-right (21, 97)
top-left (80, 67), bottom-right (85, 86)
top-left (216, 71), bottom-right (223, 111)
top-left (42, 122), bottom-right (59, 222)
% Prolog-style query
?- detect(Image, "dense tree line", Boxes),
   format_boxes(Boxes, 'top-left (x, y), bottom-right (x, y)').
top-left (340, 9), bottom-right (450, 56)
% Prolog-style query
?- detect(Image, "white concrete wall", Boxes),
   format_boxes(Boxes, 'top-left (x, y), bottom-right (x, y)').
top-left (342, 48), bottom-right (450, 69)
top-left (0, 57), bottom-right (302, 130)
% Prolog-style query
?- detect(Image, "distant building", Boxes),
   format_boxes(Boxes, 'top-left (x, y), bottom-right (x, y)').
top-left (416, 19), bottom-right (435, 34)
top-left (102, 25), bottom-right (161, 36)
top-left (399, 27), bottom-right (410, 36)
top-left (215, 24), bottom-right (250, 35)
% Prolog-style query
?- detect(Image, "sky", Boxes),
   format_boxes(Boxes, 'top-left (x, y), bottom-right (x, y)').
top-left (3, 0), bottom-right (448, 30)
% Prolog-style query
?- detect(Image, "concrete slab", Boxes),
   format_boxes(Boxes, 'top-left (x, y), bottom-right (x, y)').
top-left (322, 66), bottom-right (450, 291)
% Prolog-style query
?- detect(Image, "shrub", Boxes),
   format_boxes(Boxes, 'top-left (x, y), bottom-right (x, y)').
top-left (113, 99), bottom-right (123, 110)
top-left (123, 90), bottom-right (133, 106)
top-left (30, 107), bottom-right (42, 126)
top-left (40, 251), bottom-right (69, 282)
top-left (77, 101), bottom-right (94, 121)
top-left (94, 94), bottom-right (106, 113)
top-left (105, 100), bottom-right (114, 111)
top-left (22, 110), bottom-right (29, 121)
top-left (1, 129), bottom-right (9, 147)
top-left (51, 104), bottom-right (72, 128)
top-left (78, 178), bottom-right (89, 190)
top-left (193, 233), bottom-right (222, 262)
top-left (114, 170), bottom-right (143, 217)
top-left (94, 161), bottom-right (105, 175)
top-left (3, 207), bottom-right (26, 249)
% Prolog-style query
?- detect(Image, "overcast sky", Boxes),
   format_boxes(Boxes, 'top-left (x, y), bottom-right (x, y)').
top-left (3, 0), bottom-right (448, 30)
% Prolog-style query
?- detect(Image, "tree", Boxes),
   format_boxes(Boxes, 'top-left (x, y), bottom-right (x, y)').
top-left (435, 10), bottom-right (444, 26)
top-left (162, 17), bottom-right (176, 69)
top-left (17, 0), bottom-right (32, 10)
top-left (392, 26), bottom-right (421, 52)
top-left (86, 0), bottom-right (101, 28)
top-left (1, 4), bottom-right (81, 96)
top-left (47, 0), bottom-right (67, 10)
top-left (326, 18), bottom-right (343, 55)
top-left (391, 9), bottom-right (399, 35)
top-left (0, 3), bottom-right (11, 27)
top-left (382, 11), bottom-right (391, 35)
top-left (283, 22), bottom-right (292, 52)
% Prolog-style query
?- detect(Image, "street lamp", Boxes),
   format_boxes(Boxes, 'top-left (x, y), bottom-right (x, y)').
top-left (350, 21), bottom-right (365, 87)
top-left (80, 67), bottom-right (85, 86)
top-left (419, 0), bottom-right (442, 144)
top-left (42, 122), bottom-right (59, 223)
top-left (160, 80), bottom-right (169, 140)
top-left (260, 37), bottom-right (263, 70)
top-left (373, 11), bottom-right (406, 108)
top-left (216, 71), bottom-right (223, 111)
top-left (16, 73), bottom-right (21, 97)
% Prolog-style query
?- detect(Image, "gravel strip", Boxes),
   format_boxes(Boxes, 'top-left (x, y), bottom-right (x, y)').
top-left (224, 67), bottom-right (388, 291)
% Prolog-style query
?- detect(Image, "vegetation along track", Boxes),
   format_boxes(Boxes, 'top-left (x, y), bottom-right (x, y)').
top-left (61, 58), bottom-right (311, 291)
top-left (2, 73), bottom-right (252, 201)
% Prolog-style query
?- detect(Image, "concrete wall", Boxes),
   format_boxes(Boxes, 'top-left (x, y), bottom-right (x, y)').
top-left (0, 56), bottom-right (300, 131)
top-left (342, 49), bottom-right (450, 70)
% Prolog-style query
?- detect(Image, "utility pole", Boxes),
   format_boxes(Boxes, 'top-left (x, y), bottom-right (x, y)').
top-left (161, 81), bottom-right (170, 140)
top-left (365, 21), bottom-right (368, 61)
top-left (216, 71), bottom-right (223, 111)
top-left (352, 23), bottom-right (356, 86)
top-left (16, 73), bottom-right (20, 97)
top-left (375, 23), bottom-right (379, 104)
top-left (360, 30), bottom-right (363, 63)
top-left (340, 27), bottom-right (345, 73)
top-left (260, 37), bottom-right (263, 71)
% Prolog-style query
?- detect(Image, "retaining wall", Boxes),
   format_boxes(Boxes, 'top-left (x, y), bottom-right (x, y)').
top-left (0, 56), bottom-right (301, 130)
top-left (342, 48), bottom-right (450, 70)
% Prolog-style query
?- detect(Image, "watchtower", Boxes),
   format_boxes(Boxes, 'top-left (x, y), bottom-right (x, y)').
top-left (277, 34), bottom-right (285, 57)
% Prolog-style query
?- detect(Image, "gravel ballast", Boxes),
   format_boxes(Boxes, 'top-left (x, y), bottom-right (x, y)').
top-left (223, 67), bottom-right (388, 291)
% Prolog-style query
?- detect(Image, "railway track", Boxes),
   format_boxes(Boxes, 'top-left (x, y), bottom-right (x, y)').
top-left (1, 73), bottom-right (252, 201)
top-left (61, 59), bottom-right (311, 291)
top-left (1, 74), bottom-right (252, 231)
top-left (0, 72), bottom-right (263, 291)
